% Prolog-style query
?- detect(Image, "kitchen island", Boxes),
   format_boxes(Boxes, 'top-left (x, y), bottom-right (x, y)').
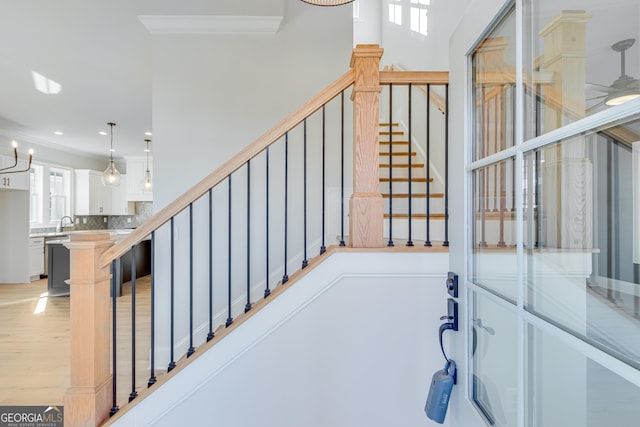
top-left (46, 230), bottom-right (151, 297)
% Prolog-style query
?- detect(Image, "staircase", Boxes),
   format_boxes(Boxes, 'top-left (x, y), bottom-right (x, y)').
top-left (61, 45), bottom-right (451, 427)
top-left (378, 122), bottom-right (446, 245)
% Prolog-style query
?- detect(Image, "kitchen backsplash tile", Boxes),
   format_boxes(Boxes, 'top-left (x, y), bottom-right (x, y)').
top-left (73, 215), bottom-right (108, 230)
top-left (37, 201), bottom-right (154, 232)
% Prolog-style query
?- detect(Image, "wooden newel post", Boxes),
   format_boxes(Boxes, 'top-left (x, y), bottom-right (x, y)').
top-left (63, 232), bottom-right (114, 427)
top-left (349, 44), bottom-right (385, 248)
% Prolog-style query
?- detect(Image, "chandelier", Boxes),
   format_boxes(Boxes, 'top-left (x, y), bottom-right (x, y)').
top-left (299, 0), bottom-right (355, 6)
top-left (0, 141), bottom-right (33, 175)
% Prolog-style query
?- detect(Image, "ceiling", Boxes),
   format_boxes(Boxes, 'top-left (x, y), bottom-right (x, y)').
top-left (0, 0), bottom-right (287, 161)
top-left (0, 1), bottom-right (152, 160)
top-left (1, 0), bottom-right (637, 161)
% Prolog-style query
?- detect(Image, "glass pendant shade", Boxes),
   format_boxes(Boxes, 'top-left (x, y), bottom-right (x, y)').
top-left (143, 169), bottom-right (152, 190)
top-left (102, 160), bottom-right (121, 186)
top-left (142, 138), bottom-right (152, 191)
top-left (102, 122), bottom-right (121, 186)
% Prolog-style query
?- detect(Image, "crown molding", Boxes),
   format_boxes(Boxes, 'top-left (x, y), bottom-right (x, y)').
top-left (138, 15), bottom-right (283, 35)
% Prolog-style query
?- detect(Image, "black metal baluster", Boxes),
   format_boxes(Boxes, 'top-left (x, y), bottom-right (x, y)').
top-left (187, 203), bottom-right (195, 357)
top-left (168, 217), bottom-right (176, 372)
top-left (443, 83), bottom-right (450, 247)
top-left (302, 119), bottom-right (308, 269)
top-left (425, 84), bottom-right (432, 247)
top-left (282, 133), bottom-right (289, 284)
top-left (265, 147), bottom-right (271, 298)
top-left (480, 168), bottom-right (488, 247)
top-left (226, 175), bottom-right (234, 327)
top-left (129, 245), bottom-right (137, 402)
top-left (407, 84), bottom-right (414, 247)
top-left (339, 92), bottom-right (346, 247)
top-left (207, 189), bottom-right (215, 341)
top-left (110, 260), bottom-right (119, 416)
top-left (512, 87), bottom-right (516, 212)
top-left (535, 155), bottom-right (542, 247)
top-left (245, 161), bottom-right (252, 312)
top-left (498, 161), bottom-right (507, 247)
top-left (492, 97), bottom-right (499, 212)
top-left (320, 105), bottom-right (327, 254)
top-left (148, 231), bottom-right (157, 387)
top-left (388, 84), bottom-right (394, 247)
top-left (534, 153), bottom-right (539, 247)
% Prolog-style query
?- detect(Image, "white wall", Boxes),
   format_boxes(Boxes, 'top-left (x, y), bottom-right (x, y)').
top-left (152, 1), bottom-right (353, 210)
top-left (148, 0), bottom-right (354, 370)
top-left (0, 137), bottom-right (108, 172)
top-left (381, 0), bottom-right (471, 70)
top-left (354, 0), bottom-right (381, 45)
top-left (111, 251), bottom-right (451, 427)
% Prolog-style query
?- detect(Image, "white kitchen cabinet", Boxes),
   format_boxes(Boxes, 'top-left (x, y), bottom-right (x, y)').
top-left (75, 169), bottom-right (109, 215)
top-left (0, 154), bottom-right (29, 190)
top-left (29, 237), bottom-right (45, 280)
top-left (126, 156), bottom-right (152, 201)
top-left (111, 175), bottom-right (134, 215)
top-left (75, 170), bottom-right (132, 215)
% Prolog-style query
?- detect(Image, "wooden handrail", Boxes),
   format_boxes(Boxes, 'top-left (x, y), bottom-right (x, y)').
top-left (379, 70), bottom-right (449, 85)
top-left (99, 69), bottom-right (355, 267)
top-left (99, 65), bottom-right (452, 267)
top-left (382, 65), bottom-right (448, 112)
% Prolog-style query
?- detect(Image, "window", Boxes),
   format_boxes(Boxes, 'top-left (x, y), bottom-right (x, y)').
top-left (30, 162), bottom-right (73, 227)
top-left (467, 1), bottom-right (640, 426)
top-left (49, 167), bottom-right (71, 223)
top-left (388, 0), bottom-right (402, 26)
top-left (409, 0), bottom-right (429, 36)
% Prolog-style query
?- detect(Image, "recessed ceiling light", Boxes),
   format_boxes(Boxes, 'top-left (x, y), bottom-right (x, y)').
top-left (99, 131), bottom-right (107, 136)
top-left (144, 131), bottom-right (152, 136)
top-left (54, 131), bottom-right (64, 135)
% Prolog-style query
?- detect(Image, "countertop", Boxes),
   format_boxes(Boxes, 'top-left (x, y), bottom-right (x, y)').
top-left (32, 229), bottom-right (136, 244)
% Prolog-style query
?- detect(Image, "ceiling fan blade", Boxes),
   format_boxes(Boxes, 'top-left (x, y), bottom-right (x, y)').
top-left (586, 94), bottom-right (607, 101)
top-left (586, 82), bottom-right (616, 93)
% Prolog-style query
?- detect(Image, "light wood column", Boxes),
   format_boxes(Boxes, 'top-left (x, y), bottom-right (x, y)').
top-left (63, 232), bottom-right (114, 427)
top-left (349, 44), bottom-right (384, 248)
top-left (539, 11), bottom-right (593, 249)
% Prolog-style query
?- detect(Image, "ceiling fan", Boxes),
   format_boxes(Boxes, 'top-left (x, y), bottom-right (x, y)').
top-left (588, 38), bottom-right (640, 106)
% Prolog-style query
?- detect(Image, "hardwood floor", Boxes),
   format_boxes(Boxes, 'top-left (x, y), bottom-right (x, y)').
top-left (0, 277), bottom-right (151, 409)
top-left (0, 279), bottom-right (69, 405)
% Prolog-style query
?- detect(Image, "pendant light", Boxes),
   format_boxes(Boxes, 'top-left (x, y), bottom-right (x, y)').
top-left (143, 139), bottom-right (152, 191)
top-left (101, 122), bottom-right (121, 187)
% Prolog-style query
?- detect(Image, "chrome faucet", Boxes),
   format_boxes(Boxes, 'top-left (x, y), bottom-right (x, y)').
top-left (56, 215), bottom-right (74, 233)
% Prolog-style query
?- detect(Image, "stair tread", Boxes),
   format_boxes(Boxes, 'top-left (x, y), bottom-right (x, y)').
top-left (379, 151), bottom-right (417, 156)
top-left (382, 193), bottom-right (444, 198)
top-left (384, 213), bottom-right (447, 219)
top-left (379, 177), bottom-right (434, 182)
top-left (379, 131), bottom-right (405, 136)
top-left (379, 141), bottom-right (409, 145)
top-left (475, 210), bottom-right (516, 219)
top-left (379, 163), bottom-right (425, 168)
top-left (379, 123), bottom-right (399, 127)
